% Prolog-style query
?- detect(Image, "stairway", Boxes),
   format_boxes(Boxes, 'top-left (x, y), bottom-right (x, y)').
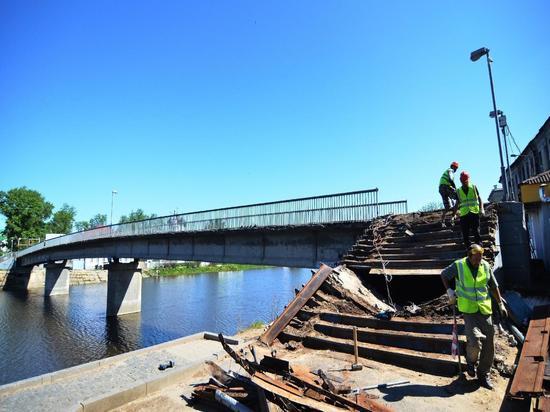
top-left (340, 205), bottom-right (499, 277)
top-left (281, 309), bottom-right (467, 377)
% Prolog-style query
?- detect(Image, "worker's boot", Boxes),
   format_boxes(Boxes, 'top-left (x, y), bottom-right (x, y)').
top-left (466, 362), bottom-right (476, 378)
top-left (478, 374), bottom-right (494, 390)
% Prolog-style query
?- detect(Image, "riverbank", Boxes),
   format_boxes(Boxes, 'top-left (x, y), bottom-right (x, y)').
top-left (0, 263), bottom-right (273, 289)
top-left (144, 263), bottom-right (270, 277)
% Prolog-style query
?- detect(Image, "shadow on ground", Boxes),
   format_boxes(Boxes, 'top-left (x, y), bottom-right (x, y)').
top-left (379, 376), bottom-right (479, 402)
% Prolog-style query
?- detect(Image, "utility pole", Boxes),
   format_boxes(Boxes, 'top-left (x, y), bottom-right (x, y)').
top-left (470, 47), bottom-right (509, 201)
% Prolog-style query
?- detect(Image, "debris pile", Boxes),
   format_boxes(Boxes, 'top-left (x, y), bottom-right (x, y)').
top-left (190, 334), bottom-right (394, 411)
top-left (189, 206), bottom-right (523, 410)
top-left (267, 265), bottom-right (468, 378)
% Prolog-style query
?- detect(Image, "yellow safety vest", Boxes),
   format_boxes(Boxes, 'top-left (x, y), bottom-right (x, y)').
top-left (439, 169), bottom-right (453, 187)
top-left (455, 257), bottom-right (492, 315)
top-left (457, 184), bottom-right (480, 217)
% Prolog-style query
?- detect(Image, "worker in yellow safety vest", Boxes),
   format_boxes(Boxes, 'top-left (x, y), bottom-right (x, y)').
top-left (438, 161), bottom-right (459, 227)
top-left (453, 171), bottom-right (484, 249)
top-left (440, 244), bottom-right (508, 390)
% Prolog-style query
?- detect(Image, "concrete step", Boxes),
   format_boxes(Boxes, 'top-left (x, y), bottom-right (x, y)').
top-left (345, 266), bottom-right (444, 276)
top-left (403, 219), bottom-right (495, 234)
top-left (299, 310), bottom-right (464, 334)
top-left (279, 331), bottom-right (465, 377)
top-left (359, 258), bottom-right (455, 269)
top-left (312, 321), bottom-right (466, 355)
top-left (377, 233), bottom-right (494, 246)
top-left (346, 249), bottom-right (465, 260)
top-left (384, 230), bottom-right (493, 243)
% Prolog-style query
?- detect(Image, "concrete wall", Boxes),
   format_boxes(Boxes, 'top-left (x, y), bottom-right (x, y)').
top-left (71, 270), bottom-right (108, 284)
top-left (497, 202), bottom-right (532, 289)
top-left (1, 269), bottom-right (109, 291)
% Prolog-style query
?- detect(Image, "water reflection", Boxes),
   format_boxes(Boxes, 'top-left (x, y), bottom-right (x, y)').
top-left (0, 267), bottom-right (311, 385)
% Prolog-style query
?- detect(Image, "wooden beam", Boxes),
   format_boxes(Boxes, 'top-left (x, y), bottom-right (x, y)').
top-left (260, 264), bottom-right (333, 345)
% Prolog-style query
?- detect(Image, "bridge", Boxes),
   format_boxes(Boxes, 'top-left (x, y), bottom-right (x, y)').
top-left (3, 189), bottom-right (407, 316)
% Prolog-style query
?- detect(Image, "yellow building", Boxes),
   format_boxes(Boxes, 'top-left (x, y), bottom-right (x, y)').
top-left (520, 171), bottom-right (550, 203)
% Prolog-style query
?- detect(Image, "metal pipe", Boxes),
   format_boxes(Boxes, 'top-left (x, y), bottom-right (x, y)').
top-left (214, 390), bottom-right (254, 412)
top-left (501, 123), bottom-right (515, 200)
top-left (485, 52), bottom-right (509, 201)
top-left (353, 326), bottom-right (359, 364)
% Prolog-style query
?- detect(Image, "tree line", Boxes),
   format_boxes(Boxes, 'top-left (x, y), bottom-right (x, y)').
top-left (0, 187), bottom-right (156, 250)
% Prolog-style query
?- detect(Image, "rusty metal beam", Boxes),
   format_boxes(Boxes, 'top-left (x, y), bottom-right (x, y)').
top-left (260, 264), bottom-right (333, 345)
top-left (510, 305), bottom-right (550, 398)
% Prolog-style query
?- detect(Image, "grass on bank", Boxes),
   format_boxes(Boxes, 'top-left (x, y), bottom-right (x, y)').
top-left (238, 320), bottom-right (266, 334)
top-left (145, 262), bottom-right (270, 277)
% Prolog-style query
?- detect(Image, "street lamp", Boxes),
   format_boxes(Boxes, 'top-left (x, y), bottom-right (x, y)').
top-left (470, 47), bottom-right (509, 201)
top-left (111, 190), bottom-right (118, 226)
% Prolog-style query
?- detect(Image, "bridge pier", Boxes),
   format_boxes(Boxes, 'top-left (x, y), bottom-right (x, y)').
top-left (106, 260), bottom-right (142, 317)
top-left (44, 261), bottom-right (70, 296)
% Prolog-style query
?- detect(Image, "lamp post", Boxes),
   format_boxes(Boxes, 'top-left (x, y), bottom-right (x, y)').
top-left (110, 190), bottom-right (118, 226)
top-left (470, 47), bottom-right (509, 201)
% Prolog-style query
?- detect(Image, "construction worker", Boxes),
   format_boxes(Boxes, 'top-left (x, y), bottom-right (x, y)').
top-left (439, 161), bottom-right (459, 227)
top-left (453, 171), bottom-right (484, 248)
top-left (440, 244), bottom-right (508, 389)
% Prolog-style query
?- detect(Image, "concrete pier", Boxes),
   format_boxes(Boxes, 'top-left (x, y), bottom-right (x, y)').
top-left (106, 260), bottom-right (142, 316)
top-left (2, 265), bottom-right (43, 291)
top-left (44, 261), bottom-right (70, 296)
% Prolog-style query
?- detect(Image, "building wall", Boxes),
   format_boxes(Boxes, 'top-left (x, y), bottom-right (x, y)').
top-left (525, 203), bottom-right (550, 275)
top-left (509, 117), bottom-right (550, 200)
top-left (520, 183), bottom-right (550, 203)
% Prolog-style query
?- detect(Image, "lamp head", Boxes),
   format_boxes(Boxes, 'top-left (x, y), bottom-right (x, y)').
top-left (470, 47), bottom-right (489, 62)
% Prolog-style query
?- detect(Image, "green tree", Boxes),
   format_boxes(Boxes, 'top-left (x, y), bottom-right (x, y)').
top-left (418, 200), bottom-right (444, 212)
top-left (75, 213), bottom-right (108, 231)
top-left (119, 209), bottom-right (157, 223)
top-left (47, 204), bottom-right (76, 234)
top-left (90, 214), bottom-right (107, 228)
top-left (0, 187), bottom-right (54, 241)
top-left (75, 221), bottom-right (90, 231)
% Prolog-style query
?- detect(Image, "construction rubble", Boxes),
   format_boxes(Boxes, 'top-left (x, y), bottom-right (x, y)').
top-left (186, 207), bottom-right (547, 411)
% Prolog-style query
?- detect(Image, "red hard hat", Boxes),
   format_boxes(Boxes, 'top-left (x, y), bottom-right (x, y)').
top-left (451, 161), bottom-right (459, 169)
top-left (460, 171), bottom-right (470, 183)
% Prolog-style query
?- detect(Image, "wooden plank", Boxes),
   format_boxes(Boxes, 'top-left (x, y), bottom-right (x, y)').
top-left (260, 264), bottom-right (333, 345)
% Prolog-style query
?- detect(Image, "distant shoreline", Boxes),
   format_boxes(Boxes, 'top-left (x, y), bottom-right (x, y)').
top-left (145, 263), bottom-right (271, 277)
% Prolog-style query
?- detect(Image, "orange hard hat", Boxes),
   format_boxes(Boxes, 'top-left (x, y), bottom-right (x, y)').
top-left (451, 161), bottom-right (459, 169)
top-left (460, 171), bottom-right (470, 183)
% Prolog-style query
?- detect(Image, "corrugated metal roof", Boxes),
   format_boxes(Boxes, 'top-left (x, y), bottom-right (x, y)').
top-left (522, 169), bottom-right (550, 185)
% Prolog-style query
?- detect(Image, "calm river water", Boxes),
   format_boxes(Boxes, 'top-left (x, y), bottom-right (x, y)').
top-left (0, 267), bottom-right (311, 385)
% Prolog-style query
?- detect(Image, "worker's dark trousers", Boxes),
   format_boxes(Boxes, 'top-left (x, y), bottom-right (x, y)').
top-left (463, 312), bottom-right (494, 378)
top-left (460, 212), bottom-right (481, 248)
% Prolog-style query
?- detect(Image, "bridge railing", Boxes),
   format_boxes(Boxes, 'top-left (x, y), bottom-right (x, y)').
top-left (17, 189), bottom-right (408, 257)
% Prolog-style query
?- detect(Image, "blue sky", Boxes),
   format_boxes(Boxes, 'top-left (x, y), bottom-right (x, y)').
top-left (1, 1), bottom-right (549, 227)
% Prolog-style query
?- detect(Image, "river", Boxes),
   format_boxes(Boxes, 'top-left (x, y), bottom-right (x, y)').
top-left (0, 267), bottom-right (311, 385)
